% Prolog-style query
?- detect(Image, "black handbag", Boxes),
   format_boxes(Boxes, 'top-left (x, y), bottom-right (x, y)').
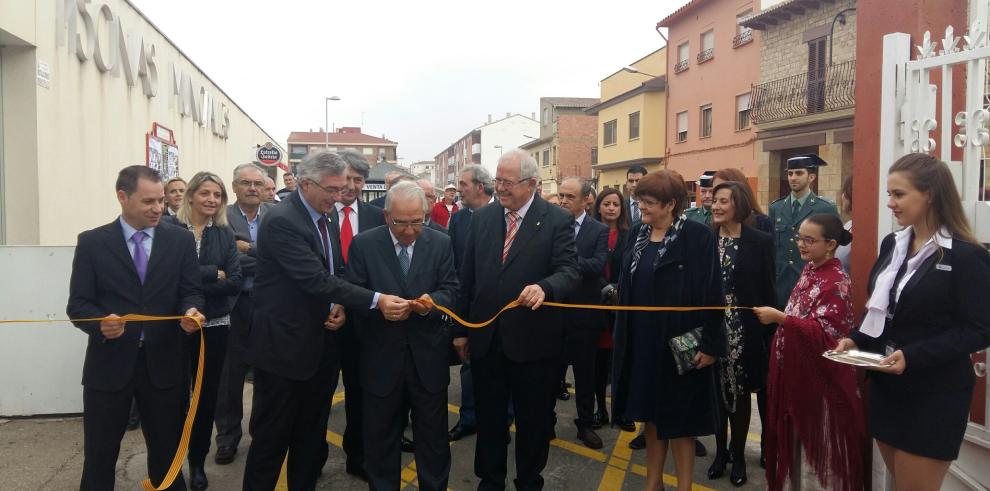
top-left (668, 327), bottom-right (704, 375)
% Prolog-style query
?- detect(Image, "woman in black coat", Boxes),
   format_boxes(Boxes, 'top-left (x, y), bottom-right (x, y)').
top-left (176, 171), bottom-right (243, 491)
top-left (706, 182), bottom-right (775, 486)
top-left (612, 171), bottom-right (725, 491)
top-left (836, 153), bottom-right (990, 491)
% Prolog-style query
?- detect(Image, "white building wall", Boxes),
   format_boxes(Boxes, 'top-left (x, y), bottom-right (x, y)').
top-left (477, 115), bottom-right (540, 176)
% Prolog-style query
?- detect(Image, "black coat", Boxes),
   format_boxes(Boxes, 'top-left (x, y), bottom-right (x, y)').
top-left (345, 226), bottom-right (459, 396)
top-left (181, 222), bottom-right (243, 321)
top-left (611, 219), bottom-right (726, 439)
top-left (246, 192), bottom-right (376, 381)
top-left (725, 225), bottom-right (776, 387)
top-left (851, 233), bottom-right (990, 393)
top-left (455, 195), bottom-right (579, 362)
top-left (566, 216), bottom-right (609, 330)
top-left (67, 219), bottom-right (204, 391)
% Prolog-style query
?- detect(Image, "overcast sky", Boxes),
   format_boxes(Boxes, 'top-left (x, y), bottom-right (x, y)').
top-left (131, 0), bottom-right (682, 163)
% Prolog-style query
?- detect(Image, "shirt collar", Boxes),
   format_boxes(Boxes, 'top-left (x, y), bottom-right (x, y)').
top-left (790, 190), bottom-right (813, 207)
top-left (119, 216), bottom-right (156, 241)
top-left (506, 192), bottom-right (536, 219)
top-left (575, 212), bottom-right (587, 226)
top-left (238, 205), bottom-right (264, 222)
top-left (895, 225), bottom-right (953, 250)
top-left (299, 195), bottom-right (325, 224)
top-left (388, 229), bottom-right (415, 250)
top-left (336, 200), bottom-right (359, 213)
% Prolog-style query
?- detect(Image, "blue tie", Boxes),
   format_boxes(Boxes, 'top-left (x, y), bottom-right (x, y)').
top-left (398, 245), bottom-right (411, 278)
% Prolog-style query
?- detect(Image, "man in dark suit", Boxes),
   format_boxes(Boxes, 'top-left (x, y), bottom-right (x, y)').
top-left (213, 163), bottom-right (273, 465)
top-left (345, 181), bottom-right (459, 491)
top-left (625, 165), bottom-right (647, 224)
top-left (446, 164), bottom-right (494, 441)
top-left (243, 151), bottom-right (410, 490)
top-left (455, 149), bottom-right (579, 490)
top-left (554, 177), bottom-right (608, 450)
top-left (318, 150), bottom-right (388, 478)
top-left (67, 165), bottom-right (206, 491)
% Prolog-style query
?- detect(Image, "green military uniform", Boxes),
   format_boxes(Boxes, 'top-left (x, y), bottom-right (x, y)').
top-left (683, 206), bottom-right (712, 226)
top-left (769, 190), bottom-right (838, 308)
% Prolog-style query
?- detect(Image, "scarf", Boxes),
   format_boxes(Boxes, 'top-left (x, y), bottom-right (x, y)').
top-left (629, 214), bottom-right (686, 277)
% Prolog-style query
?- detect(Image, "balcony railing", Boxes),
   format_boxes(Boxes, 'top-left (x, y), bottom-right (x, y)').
top-left (696, 48), bottom-right (714, 64)
top-left (733, 29), bottom-right (753, 48)
top-left (750, 59), bottom-right (856, 124)
top-left (674, 59), bottom-right (689, 73)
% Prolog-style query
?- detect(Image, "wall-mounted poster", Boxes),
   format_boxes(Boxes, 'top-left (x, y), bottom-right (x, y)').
top-left (147, 123), bottom-right (178, 179)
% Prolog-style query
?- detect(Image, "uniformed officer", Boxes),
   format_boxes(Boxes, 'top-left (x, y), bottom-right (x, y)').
top-left (684, 170), bottom-right (715, 225)
top-left (767, 154), bottom-right (838, 307)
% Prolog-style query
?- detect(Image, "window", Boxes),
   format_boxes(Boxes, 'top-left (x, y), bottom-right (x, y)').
top-left (675, 42), bottom-right (689, 73)
top-left (734, 11), bottom-right (754, 47)
top-left (604, 119), bottom-right (617, 146)
top-left (736, 10), bottom-right (752, 33)
top-left (543, 107), bottom-right (548, 126)
top-left (698, 30), bottom-right (715, 63)
top-left (362, 147), bottom-right (374, 155)
top-left (676, 111), bottom-right (688, 142)
top-left (629, 112), bottom-right (640, 140)
top-left (736, 93), bottom-right (751, 130)
top-left (591, 147), bottom-right (598, 165)
top-left (289, 145), bottom-right (308, 159)
top-left (700, 104), bottom-right (712, 138)
top-left (808, 37), bottom-right (828, 113)
top-left (543, 149), bottom-right (550, 166)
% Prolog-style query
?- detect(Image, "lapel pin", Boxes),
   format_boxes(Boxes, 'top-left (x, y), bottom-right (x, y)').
top-left (536, 221), bottom-right (541, 226)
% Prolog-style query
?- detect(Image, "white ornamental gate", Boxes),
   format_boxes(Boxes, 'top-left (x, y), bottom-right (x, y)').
top-left (878, 2), bottom-right (990, 490)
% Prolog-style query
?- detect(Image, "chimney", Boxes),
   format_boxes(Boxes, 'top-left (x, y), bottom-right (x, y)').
top-left (488, 114), bottom-right (492, 123)
top-left (531, 112), bottom-right (536, 120)
top-left (506, 112), bottom-right (511, 118)
top-left (319, 127), bottom-right (324, 133)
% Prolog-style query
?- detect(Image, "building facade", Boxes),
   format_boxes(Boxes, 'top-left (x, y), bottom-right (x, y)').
top-left (659, 0), bottom-right (761, 201)
top-left (521, 97), bottom-right (599, 196)
top-left (742, 0), bottom-right (856, 208)
top-left (287, 127), bottom-right (398, 170)
top-left (408, 160), bottom-right (438, 186)
top-left (0, 0), bottom-right (284, 245)
top-left (586, 48), bottom-right (668, 192)
top-left (432, 113), bottom-right (539, 185)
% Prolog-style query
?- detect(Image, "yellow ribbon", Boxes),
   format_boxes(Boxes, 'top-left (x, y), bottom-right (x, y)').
top-left (1, 314), bottom-right (203, 491)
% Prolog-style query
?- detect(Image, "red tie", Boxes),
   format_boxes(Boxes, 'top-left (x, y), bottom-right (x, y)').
top-left (502, 211), bottom-right (519, 263)
top-left (340, 206), bottom-right (354, 263)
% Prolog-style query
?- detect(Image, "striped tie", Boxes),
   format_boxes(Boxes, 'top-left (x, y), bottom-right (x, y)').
top-left (502, 211), bottom-right (519, 263)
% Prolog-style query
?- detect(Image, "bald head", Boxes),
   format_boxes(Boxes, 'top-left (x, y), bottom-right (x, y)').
top-left (417, 179), bottom-right (437, 204)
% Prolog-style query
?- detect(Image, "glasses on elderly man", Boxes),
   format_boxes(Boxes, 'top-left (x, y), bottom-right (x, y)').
top-left (389, 218), bottom-right (426, 229)
top-left (305, 178), bottom-right (342, 195)
top-left (494, 177), bottom-right (533, 189)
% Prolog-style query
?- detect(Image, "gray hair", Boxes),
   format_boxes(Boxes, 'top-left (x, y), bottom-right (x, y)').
top-left (385, 181), bottom-right (429, 214)
top-left (461, 164), bottom-right (494, 195)
top-left (296, 150), bottom-right (347, 183)
top-left (337, 150), bottom-right (371, 179)
top-left (233, 162), bottom-right (267, 182)
top-left (500, 148), bottom-right (539, 181)
top-left (561, 176), bottom-right (593, 198)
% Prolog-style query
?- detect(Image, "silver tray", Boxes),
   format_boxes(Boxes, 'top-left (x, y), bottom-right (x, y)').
top-left (822, 349), bottom-right (891, 368)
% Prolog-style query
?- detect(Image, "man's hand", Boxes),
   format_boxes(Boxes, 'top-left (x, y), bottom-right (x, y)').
top-left (410, 294), bottom-right (433, 316)
top-left (453, 337), bottom-right (470, 363)
top-left (324, 304), bottom-right (346, 331)
top-left (377, 294), bottom-right (411, 322)
top-left (217, 270), bottom-right (227, 281)
top-left (100, 314), bottom-right (126, 340)
top-left (180, 308), bottom-right (205, 333)
top-left (236, 240), bottom-right (252, 253)
top-left (517, 284), bottom-right (546, 310)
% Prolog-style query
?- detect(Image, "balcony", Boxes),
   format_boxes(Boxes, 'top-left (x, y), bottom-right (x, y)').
top-left (733, 29), bottom-right (753, 48)
top-left (696, 48), bottom-right (714, 64)
top-left (750, 60), bottom-right (855, 124)
top-left (674, 59), bottom-right (689, 73)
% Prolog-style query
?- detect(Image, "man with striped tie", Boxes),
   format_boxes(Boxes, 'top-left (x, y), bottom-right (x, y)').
top-left (454, 149), bottom-right (579, 490)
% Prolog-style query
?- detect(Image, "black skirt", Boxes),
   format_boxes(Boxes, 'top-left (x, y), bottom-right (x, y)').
top-left (868, 380), bottom-right (973, 461)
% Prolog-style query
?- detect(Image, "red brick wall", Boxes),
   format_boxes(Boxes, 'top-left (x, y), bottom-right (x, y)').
top-left (556, 114), bottom-right (598, 179)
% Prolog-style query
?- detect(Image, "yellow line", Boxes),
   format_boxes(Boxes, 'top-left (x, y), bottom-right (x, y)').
top-left (550, 438), bottom-right (608, 462)
top-left (596, 422), bottom-right (638, 490)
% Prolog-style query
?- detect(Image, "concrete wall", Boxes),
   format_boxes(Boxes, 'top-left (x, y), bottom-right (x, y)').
top-left (597, 91), bottom-right (666, 165)
top-left (600, 48), bottom-right (666, 101)
top-left (477, 115), bottom-right (540, 176)
top-left (556, 113), bottom-right (597, 181)
top-left (0, 0), bottom-right (283, 246)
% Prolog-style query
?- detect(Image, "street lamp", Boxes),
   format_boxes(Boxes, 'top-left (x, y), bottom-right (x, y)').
top-left (622, 66), bottom-right (661, 78)
top-left (829, 8), bottom-right (856, 66)
top-left (325, 96), bottom-right (341, 149)
top-left (522, 134), bottom-right (538, 140)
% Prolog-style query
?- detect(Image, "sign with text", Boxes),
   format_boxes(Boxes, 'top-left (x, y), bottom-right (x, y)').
top-left (256, 142), bottom-right (282, 166)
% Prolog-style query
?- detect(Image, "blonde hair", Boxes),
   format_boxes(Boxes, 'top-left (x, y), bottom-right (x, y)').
top-left (178, 171), bottom-right (229, 227)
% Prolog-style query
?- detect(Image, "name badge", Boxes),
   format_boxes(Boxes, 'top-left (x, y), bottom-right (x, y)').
top-left (936, 264), bottom-right (952, 272)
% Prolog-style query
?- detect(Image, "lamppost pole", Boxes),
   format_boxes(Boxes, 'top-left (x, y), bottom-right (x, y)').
top-left (325, 96), bottom-right (340, 149)
top-left (829, 8), bottom-right (856, 66)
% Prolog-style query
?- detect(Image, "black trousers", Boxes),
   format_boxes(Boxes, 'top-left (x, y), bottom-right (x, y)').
top-left (364, 348), bottom-right (450, 491)
top-left (593, 347), bottom-right (612, 414)
top-left (81, 348), bottom-right (187, 491)
top-left (243, 352), bottom-right (340, 491)
top-left (562, 327), bottom-right (600, 427)
top-left (188, 325), bottom-right (228, 466)
top-left (472, 348), bottom-right (558, 491)
top-left (215, 294), bottom-right (253, 450)
top-left (337, 323), bottom-right (364, 470)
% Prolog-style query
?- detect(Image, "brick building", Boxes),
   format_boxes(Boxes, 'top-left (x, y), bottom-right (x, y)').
top-left (742, 0), bottom-right (856, 208)
top-left (286, 127), bottom-right (398, 170)
top-left (520, 97), bottom-right (599, 195)
top-left (432, 113), bottom-right (540, 185)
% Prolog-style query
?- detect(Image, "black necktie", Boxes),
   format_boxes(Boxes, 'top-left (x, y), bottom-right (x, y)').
top-left (317, 216), bottom-right (331, 269)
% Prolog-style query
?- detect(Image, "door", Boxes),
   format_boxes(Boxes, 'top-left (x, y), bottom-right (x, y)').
top-left (807, 37), bottom-right (827, 114)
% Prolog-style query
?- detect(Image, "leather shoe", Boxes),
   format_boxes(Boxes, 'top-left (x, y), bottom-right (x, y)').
top-left (628, 432), bottom-right (646, 450)
top-left (346, 465), bottom-right (368, 481)
top-left (214, 446), bottom-right (236, 465)
top-left (707, 450), bottom-right (729, 479)
top-left (591, 410), bottom-right (609, 429)
top-left (730, 454), bottom-right (747, 487)
top-left (448, 423), bottom-right (477, 441)
top-left (556, 387), bottom-right (570, 401)
top-left (576, 427), bottom-right (604, 449)
top-left (695, 439), bottom-right (708, 457)
top-left (189, 465), bottom-right (208, 491)
top-left (401, 436), bottom-right (415, 453)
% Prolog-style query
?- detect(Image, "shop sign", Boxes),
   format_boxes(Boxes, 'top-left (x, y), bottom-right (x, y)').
top-left (256, 143), bottom-right (283, 166)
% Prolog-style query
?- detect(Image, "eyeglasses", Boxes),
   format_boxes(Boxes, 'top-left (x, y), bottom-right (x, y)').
top-left (390, 218), bottom-right (425, 229)
top-left (305, 179), bottom-right (342, 195)
top-left (494, 177), bottom-right (533, 189)
top-left (236, 179), bottom-right (266, 188)
top-left (793, 234), bottom-right (829, 246)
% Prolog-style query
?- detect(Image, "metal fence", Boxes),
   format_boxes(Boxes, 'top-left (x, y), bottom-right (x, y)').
top-left (750, 59), bottom-right (856, 124)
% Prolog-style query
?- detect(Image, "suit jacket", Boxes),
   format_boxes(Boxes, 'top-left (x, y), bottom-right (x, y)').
top-left (728, 225), bottom-right (777, 378)
top-left (67, 219), bottom-right (204, 391)
top-left (850, 233), bottom-right (990, 393)
top-left (345, 226), bottom-right (459, 396)
top-left (447, 205), bottom-right (474, 271)
top-left (192, 224), bottom-right (243, 320)
top-left (246, 192), bottom-right (376, 381)
top-left (455, 195), bottom-right (579, 361)
top-left (226, 202), bottom-right (274, 280)
top-left (566, 216), bottom-right (609, 330)
top-left (369, 195), bottom-right (387, 209)
top-left (767, 192), bottom-right (837, 307)
top-left (426, 219), bottom-right (448, 235)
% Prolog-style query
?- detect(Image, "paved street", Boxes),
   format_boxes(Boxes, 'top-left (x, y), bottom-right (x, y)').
top-left (0, 369), bottom-right (768, 490)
